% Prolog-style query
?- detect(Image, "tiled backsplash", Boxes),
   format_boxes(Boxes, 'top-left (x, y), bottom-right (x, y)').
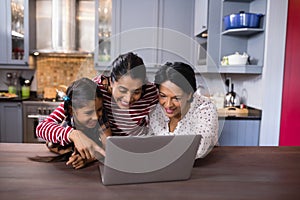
top-left (35, 54), bottom-right (98, 95)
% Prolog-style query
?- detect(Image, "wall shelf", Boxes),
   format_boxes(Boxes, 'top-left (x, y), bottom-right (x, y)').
top-left (218, 65), bottom-right (262, 74)
top-left (194, 65), bottom-right (262, 74)
top-left (222, 28), bottom-right (264, 36)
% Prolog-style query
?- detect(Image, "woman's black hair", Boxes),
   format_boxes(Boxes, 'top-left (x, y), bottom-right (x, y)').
top-left (110, 52), bottom-right (147, 95)
top-left (64, 77), bottom-right (103, 127)
top-left (154, 62), bottom-right (197, 99)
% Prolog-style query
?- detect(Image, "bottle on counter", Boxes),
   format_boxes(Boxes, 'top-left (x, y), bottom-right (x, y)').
top-left (7, 73), bottom-right (17, 94)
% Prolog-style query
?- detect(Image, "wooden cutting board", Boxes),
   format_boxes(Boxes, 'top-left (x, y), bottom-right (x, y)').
top-left (218, 107), bottom-right (248, 117)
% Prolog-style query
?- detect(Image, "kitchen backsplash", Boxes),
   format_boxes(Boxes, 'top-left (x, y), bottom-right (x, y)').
top-left (0, 55), bottom-right (99, 96)
top-left (35, 54), bottom-right (98, 95)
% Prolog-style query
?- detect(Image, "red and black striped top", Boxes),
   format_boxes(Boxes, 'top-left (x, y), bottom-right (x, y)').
top-left (94, 75), bottom-right (158, 136)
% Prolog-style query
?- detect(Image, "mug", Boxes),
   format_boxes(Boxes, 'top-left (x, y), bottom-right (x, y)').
top-left (22, 86), bottom-right (30, 98)
top-left (8, 86), bottom-right (17, 94)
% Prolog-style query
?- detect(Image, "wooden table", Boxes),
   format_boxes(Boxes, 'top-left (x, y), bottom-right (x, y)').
top-left (0, 143), bottom-right (300, 199)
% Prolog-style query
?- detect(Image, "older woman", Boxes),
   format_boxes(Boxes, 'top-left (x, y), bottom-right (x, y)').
top-left (149, 62), bottom-right (218, 158)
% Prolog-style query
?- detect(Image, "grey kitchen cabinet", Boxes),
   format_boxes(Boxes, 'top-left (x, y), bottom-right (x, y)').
top-left (196, 0), bottom-right (267, 74)
top-left (0, 0), bottom-right (35, 69)
top-left (95, 0), bottom-right (113, 68)
top-left (115, 0), bottom-right (160, 67)
top-left (95, 0), bottom-right (196, 70)
top-left (194, 0), bottom-right (208, 37)
top-left (218, 119), bottom-right (260, 146)
top-left (219, 0), bottom-right (267, 74)
top-left (194, 0), bottom-right (222, 71)
top-left (157, 0), bottom-right (195, 65)
top-left (0, 102), bottom-right (23, 143)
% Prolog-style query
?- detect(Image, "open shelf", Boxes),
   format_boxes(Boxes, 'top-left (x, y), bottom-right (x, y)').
top-left (223, 0), bottom-right (254, 2)
top-left (218, 65), bottom-right (262, 74)
top-left (222, 28), bottom-right (264, 36)
top-left (194, 65), bottom-right (262, 74)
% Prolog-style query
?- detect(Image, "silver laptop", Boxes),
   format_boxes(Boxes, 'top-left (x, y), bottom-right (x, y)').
top-left (99, 134), bottom-right (201, 185)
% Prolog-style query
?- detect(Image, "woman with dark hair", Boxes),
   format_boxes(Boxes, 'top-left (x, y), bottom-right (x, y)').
top-left (93, 52), bottom-right (158, 135)
top-left (149, 62), bottom-right (218, 158)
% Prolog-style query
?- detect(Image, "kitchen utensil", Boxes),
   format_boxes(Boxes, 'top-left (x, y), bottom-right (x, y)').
top-left (226, 52), bottom-right (249, 65)
top-left (19, 75), bottom-right (34, 86)
top-left (224, 83), bottom-right (240, 107)
top-left (224, 11), bottom-right (263, 30)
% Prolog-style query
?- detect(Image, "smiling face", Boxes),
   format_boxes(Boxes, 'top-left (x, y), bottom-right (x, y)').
top-left (73, 97), bottom-right (104, 129)
top-left (110, 75), bottom-right (144, 109)
top-left (158, 80), bottom-right (192, 120)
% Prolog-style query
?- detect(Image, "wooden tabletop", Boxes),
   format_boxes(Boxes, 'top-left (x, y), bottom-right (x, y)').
top-left (0, 143), bottom-right (300, 200)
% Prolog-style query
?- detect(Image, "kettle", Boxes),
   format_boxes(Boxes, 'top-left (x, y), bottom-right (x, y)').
top-left (224, 83), bottom-right (240, 107)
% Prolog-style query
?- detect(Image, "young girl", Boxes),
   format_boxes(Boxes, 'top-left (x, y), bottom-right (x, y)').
top-left (35, 78), bottom-right (111, 169)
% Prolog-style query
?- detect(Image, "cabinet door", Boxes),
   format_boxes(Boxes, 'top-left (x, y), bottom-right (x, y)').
top-left (158, 0), bottom-right (196, 65)
top-left (116, 0), bottom-right (160, 67)
top-left (0, 0), bottom-right (29, 67)
top-left (194, 0), bottom-right (208, 36)
top-left (0, 1), bottom-right (8, 64)
top-left (219, 119), bottom-right (260, 146)
top-left (0, 102), bottom-right (23, 143)
top-left (7, 0), bottom-right (29, 65)
top-left (95, 0), bottom-right (113, 68)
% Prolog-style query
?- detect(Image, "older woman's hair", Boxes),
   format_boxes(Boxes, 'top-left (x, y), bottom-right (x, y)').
top-left (154, 62), bottom-right (197, 95)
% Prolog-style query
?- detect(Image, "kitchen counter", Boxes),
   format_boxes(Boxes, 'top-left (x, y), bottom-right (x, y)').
top-left (0, 143), bottom-right (299, 199)
top-left (0, 96), bottom-right (262, 119)
top-left (227, 108), bottom-right (261, 119)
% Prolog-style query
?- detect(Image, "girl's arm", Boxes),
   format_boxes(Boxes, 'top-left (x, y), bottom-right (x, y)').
top-left (36, 103), bottom-right (74, 146)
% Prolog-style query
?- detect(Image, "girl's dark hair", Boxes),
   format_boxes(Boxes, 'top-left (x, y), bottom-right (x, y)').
top-left (154, 62), bottom-right (197, 96)
top-left (64, 77), bottom-right (103, 127)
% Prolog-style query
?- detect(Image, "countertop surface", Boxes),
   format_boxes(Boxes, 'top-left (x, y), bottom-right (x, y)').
top-left (0, 143), bottom-right (299, 199)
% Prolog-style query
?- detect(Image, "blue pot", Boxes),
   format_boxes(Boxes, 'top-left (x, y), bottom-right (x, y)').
top-left (224, 11), bottom-right (263, 30)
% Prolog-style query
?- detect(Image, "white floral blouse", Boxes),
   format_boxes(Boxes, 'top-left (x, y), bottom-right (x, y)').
top-left (148, 89), bottom-right (219, 159)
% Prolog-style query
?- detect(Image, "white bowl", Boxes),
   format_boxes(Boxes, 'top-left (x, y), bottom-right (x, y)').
top-left (227, 52), bottom-right (249, 65)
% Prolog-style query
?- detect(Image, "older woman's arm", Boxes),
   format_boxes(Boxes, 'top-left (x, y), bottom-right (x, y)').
top-left (191, 99), bottom-right (219, 158)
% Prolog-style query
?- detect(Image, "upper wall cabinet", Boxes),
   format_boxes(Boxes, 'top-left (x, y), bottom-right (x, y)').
top-left (219, 0), bottom-right (267, 74)
top-left (194, 0), bottom-right (208, 37)
top-left (95, 0), bottom-right (196, 70)
top-left (196, 0), bottom-right (267, 74)
top-left (157, 0), bottom-right (195, 66)
top-left (95, 0), bottom-right (113, 68)
top-left (116, 0), bottom-right (160, 67)
top-left (0, 0), bottom-right (35, 68)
